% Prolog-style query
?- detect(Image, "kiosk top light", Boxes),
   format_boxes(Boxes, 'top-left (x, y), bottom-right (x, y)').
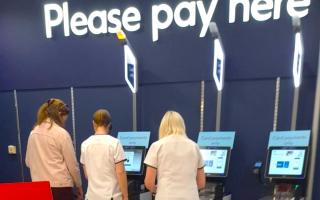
top-left (117, 30), bottom-right (127, 41)
top-left (293, 32), bottom-right (303, 88)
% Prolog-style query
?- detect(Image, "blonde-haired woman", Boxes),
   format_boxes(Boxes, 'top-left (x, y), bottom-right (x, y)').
top-left (144, 111), bottom-right (206, 200)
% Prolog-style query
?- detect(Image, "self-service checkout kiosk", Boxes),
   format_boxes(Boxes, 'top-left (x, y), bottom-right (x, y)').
top-left (261, 130), bottom-right (311, 200)
top-left (200, 147), bottom-right (231, 178)
top-left (123, 146), bottom-right (146, 176)
top-left (197, 131), bottom-right (235, 200)
top-left (118, 131), bottom-right (152, 200)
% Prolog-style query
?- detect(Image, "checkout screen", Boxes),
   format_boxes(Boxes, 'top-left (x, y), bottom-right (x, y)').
top-left (200, 149), bottom-right (228, 174)
top-left (268, 149), bottom-right (306, 176)
top-left (124, 148), bottom-right (143, 173)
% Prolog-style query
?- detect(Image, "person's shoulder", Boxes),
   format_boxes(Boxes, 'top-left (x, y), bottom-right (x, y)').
top-left (186, 137), bottom-right (197, 144)
top-left (30, 124), bottom-right (46, 135)
top-left (31, 125), bottom-right (39, 132)
top-left (149, 139), bottom-right (162, 149)
top-left (52, 123), bottom-right (69, 134)
top-left (100, 135), bottom-right (122, 148)
top-left (106, 134), bottom-right (120, 143)
top-left (185, 137), bottom-right (199, 147)
top-left (51, 123), bottom-right (72, 141)
top-left (30, 126), bottom-right (39, 135)
top-left (81, 136), bottom-right (93, 147)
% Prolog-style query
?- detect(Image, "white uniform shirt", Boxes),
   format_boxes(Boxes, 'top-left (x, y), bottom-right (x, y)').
top-left (144, 134), bottom-right (204, 200)
top-left (80, 135), bottom-right (126, 200)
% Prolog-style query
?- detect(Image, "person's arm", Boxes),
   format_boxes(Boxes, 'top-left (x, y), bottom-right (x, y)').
top-left (62, 133), bottom-right (82, 187)
top-left (75, 187), bottom-right (84, 200)
top-left (196, 167), bottom-right (206, 190)
top-left (82, 165), bottom-right (88, 180)
top-left (195, 144), bottom-right (206, 190)
top-left (143, 143), bottom-right (158, 193)
top-left (61, 133), bottom-right (83, 199)
top-left (114, 141), bottom-right (128, 199)
top-left (80, 143), bottom-right (87, 180)
top-left (25, 136), bottom-right (31, 168)
top-left (115, 161), bottom-right (128, 200)
top-left (144, 166), bottom-right (157, 193)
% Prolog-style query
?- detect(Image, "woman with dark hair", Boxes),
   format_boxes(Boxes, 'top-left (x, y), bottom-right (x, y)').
top-left (80, 109), bottom-right (128, 200)
top-left (26, 98), bottom-right (83, 200)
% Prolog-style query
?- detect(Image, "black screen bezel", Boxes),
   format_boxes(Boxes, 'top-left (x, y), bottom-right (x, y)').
top-left (199, 146), bottom-right (231, 178)
top-left (264, 146), bottom-right (309, 179)
top-left (123, 146), bottom-right (146, 176)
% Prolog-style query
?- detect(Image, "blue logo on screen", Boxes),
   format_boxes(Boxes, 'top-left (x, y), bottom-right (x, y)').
top-left (127, 63), bottom-right (135, 87)
top-left (284, 161), bottom-right (289, 168)
top-left (277, 161), bottom-right (284, 168)
top-left (277, 161), bottom-right (290, 168)
top-left (216, 59), bottom-right (221, 82)
top-left (205, 160), bottom-right (213, 167)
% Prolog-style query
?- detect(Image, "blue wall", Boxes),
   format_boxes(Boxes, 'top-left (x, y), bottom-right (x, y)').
top-left (0, 78), bottom-right (318, 199)
top-left (16, 88), bottom-right (73, 182)
top-left (0, 92), bottom-right (21, 182)
top-left (0, 0), bottom-right (319, 90)
top-left (0, 0), bottom-right (320, 199)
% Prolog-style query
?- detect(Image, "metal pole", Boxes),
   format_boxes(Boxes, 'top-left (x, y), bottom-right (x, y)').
top-left (273, 77), bottom-right (281, 131)
top-left (290, 87), bottom-right (300, 130)
top-left (200, 81), bottom-right (205, 132)
top-left (305, 43), bottom-right (320, 200)
top-left (132, 92), bottom-right (137, 131)
top-left (70, 87), bottom-right (77, 151)
top-left (272, 78), bottom-right (281, 199)
top-left (14, 90), bottom-right (24, 181)
top-left (216, 90), bottom-right (222, 131)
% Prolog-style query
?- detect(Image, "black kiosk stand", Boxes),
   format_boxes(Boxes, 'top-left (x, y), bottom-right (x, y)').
top-left (122, 145), bottom-right (151, 200)
top-left (198, 146), bottom-right (232, 200)
top-left (117, 130), bottom-right (152, 200)
top-left (264, 145), bottom-right (310, 200)
top-left (258, 130), bottom-right (311, 200)
top-left (260, 16), bottom-right (310, 200)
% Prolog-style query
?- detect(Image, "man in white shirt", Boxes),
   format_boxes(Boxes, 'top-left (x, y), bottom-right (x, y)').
top-left (80, 109), bottom-right (128, 200)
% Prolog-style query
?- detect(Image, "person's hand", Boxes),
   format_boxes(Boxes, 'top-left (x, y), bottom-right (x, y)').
top-left (75, 186), bottom-right (83, 200)
top-left (122, 195), bottom-right (128, 200)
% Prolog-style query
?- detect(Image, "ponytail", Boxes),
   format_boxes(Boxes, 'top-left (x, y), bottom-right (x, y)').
top-left (35, 98), bottom-right (69, 128)
top-left (35, 103), bottom-right (49, 126)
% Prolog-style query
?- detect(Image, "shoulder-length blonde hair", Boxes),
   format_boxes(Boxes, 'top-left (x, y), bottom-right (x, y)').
top-left (158, 111), bottom-right (186, 139)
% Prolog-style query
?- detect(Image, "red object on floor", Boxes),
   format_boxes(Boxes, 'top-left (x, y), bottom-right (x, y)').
top-left (0, 181), bottom-right (53, 200)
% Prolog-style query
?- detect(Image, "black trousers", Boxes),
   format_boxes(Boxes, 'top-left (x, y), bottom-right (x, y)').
top-left (51, 187), bottom-right (74, 200)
